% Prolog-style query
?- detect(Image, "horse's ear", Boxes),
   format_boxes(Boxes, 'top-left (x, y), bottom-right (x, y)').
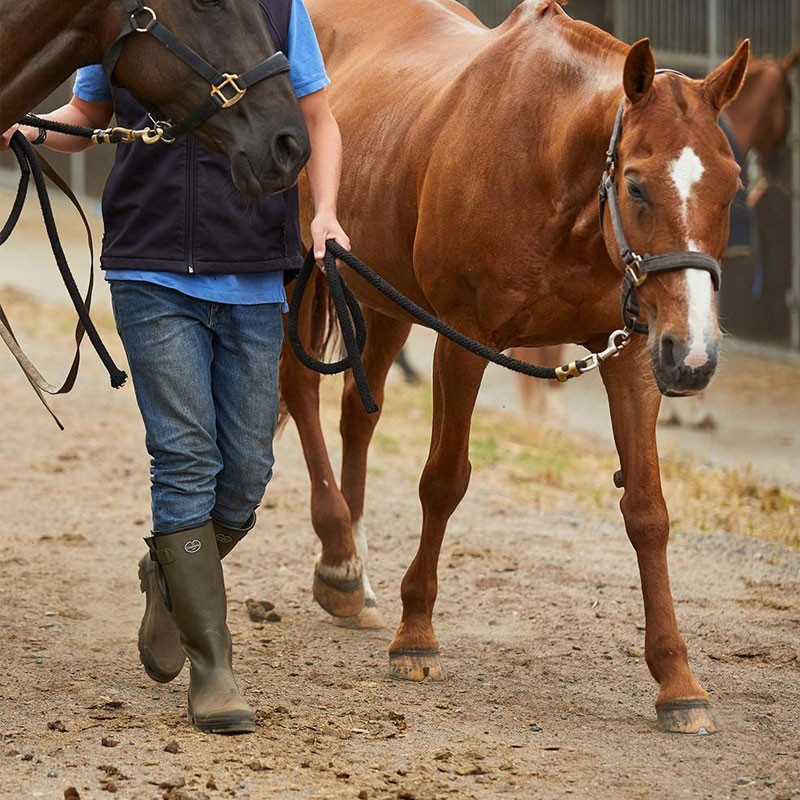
top-left (623, 39), bottom-right (656, 105)
top-left (782, 43), bottom-right (800, 72)
top-left (703, 40), bottom-right (750, 113)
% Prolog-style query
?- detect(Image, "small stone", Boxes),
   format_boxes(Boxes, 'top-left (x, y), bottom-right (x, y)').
top-left (335, 771), bottom-right (350, 779)
top-left (358, 792), bottom-right (368, 800)
top-left (47, 720), bottom-right (68, 732)
top-left (47, 769), bottom-right (59, 778)
top-left (64, 789), bottom-right (81, 800)
top-left (163, 741), bottom-right (180, 754)
top-left (21, 753), bottom-right (33, 761)
top-left (529, 723), bottom-right (542, 733)
top-left (205, 777), bottom-right (217, 790)
top-left (101, 737), bottom-right (119, 748)
top-left (265, 611), bottom-right (281, 623)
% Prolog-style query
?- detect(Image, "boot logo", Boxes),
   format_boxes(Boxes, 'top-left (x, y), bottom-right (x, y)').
top-left (215, 534), bottom-right (233, 544)
top-left (184, 539), bottom-right (202, 554)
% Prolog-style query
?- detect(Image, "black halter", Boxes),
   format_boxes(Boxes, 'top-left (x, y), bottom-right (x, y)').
top-left (598, 90), bottom-right (723, 335)
top-left (103, 0), bottom-right (291, 142)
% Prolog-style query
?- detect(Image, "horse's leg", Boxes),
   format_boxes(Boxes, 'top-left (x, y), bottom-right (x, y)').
top-left (388, 337), bottom-right (487, 680)
top-left (334, 309), bottom-right (413, 630)
top-left (513, 346), bottom-right (565, 422)
top-left (599, 341), bottom-right (717, 734)
top-left (279, 317), bottom-right (364, 618)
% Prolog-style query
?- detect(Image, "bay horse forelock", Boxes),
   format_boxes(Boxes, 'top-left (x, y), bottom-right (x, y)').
top-left (0, 0), bottom-right (309, 195)
top-left (282, 0), bottom-right (749, 733)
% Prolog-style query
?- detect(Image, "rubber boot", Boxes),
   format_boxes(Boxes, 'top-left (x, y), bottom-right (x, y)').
top-left (138, 553), bottom-right (186, 683)
top-left (213, 512), bottom-right (256, 559)
top-left (138, 514), bottom-right (256, 683)
top-left (146, 522), bottom-right (255, 734)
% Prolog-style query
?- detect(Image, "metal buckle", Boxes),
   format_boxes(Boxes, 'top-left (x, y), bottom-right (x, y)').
top-left (131, 5), bottom-right (157, 32)
top-left (625, 261), bottom-right (647, 288)
top-left (210, 74), bottom-right (246, 108)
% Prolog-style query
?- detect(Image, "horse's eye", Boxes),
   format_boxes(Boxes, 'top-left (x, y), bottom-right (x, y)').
top-left (626, 180), bottom-right (648, 204)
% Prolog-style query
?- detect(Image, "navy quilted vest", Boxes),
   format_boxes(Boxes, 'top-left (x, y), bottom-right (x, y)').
top-left (100, 0), bottom-right (302, 275)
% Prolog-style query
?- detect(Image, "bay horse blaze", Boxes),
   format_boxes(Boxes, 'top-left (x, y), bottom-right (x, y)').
top-left (281, 0), bottom-right (749, 734)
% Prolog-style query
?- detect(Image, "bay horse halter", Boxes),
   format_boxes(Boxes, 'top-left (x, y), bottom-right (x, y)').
top-left (598, 78), bottom-right (723, 336)
top-left (101, 0), bottom-right (291, 144)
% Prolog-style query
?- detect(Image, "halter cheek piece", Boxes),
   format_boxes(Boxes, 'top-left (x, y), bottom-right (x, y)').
top-left (102, 0), bottom-right (291, 143)
top-left (598, 79), bottom-right (723, 335)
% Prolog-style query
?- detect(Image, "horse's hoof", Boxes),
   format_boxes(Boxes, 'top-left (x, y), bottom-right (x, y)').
top-left (388, 649), bottom-right (444, 681)
top-left (313, 555), bottom-right (365, 618)
top-left (330, 600), bottom-right (386, 630)
top-left (656, 699), bottom-right (719, 735)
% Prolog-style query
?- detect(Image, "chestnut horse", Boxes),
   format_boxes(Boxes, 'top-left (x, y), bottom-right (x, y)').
top-left (281, 0), bottom-right (748, 733)
top-left (513, 43), bottom-right (800, 423)
top-left (0, 0), bottom-right (309, 194)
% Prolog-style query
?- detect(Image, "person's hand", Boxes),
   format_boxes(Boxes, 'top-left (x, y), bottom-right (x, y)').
top-left (1, 124), bottom-right (38, 151)
top-left (1, 125), bottom-right (20, 151)
top-left (310, 211), bottom-right (350, 264)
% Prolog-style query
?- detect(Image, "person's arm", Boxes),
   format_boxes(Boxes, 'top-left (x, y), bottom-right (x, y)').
top-left (299, 87), bottom-right (350, 259)
top-left (1, 95), bottom-right (113, 153)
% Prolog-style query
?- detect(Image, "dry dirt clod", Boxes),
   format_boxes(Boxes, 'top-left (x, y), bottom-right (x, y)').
top-left (163, 740), bottom-right (180, 754)
top-left (64, 789), bottom-right (80, 800)
top-left (101, 737), bottom-right (119, 748)
top-left (158, 776), bottom-right (186, 790)
top-left (47, 720), bottom-right (68, 732)
top-left (245, 598), bottom-right (276, 622)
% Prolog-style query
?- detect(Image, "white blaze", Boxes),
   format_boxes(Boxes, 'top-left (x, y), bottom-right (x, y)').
top-left (668, 147), bottom-right (714, 368)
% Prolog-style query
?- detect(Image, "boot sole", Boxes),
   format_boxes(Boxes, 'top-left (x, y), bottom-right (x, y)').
top-left (189, 709), bottom-right (257, 735)
top-left (137, 558), bottom-right (185, 683)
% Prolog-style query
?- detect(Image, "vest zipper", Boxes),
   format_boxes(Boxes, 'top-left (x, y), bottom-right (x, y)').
top-left (186, 136), bottom-right (197, 274)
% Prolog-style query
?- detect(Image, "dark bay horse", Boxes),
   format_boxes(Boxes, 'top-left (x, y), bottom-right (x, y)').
top-left (0, 0), bottom-right (309, 193)
top-left (281, 0), bottom-right (748, 733)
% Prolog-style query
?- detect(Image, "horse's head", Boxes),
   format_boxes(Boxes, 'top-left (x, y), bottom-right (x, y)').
top-left (606, 39), bottom-right (749, 396)
top-left (726, 45), bottom-right (798, 164)
top-left (106, 0), bottom-right (310, 196)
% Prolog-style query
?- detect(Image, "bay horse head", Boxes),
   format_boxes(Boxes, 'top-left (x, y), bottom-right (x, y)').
top-left (105, 0), bottom-right (310, 196)
top-left (727, 44), bottom-right (799, 165)
top-left (603, 39), bottom-right (750, 396)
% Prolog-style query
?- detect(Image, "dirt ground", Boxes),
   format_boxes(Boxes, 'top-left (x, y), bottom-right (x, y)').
top-left (0, 279), bottom-right (799, 800)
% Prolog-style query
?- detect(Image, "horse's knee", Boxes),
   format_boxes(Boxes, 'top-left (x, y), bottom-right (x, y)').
top-left (620, 489), bottom-right (669, 549)
top-left (418, 457), bottom-right (471, 519)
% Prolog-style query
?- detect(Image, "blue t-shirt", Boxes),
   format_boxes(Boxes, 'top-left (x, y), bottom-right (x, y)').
top-left (74, 0), bottom-right (328, 306)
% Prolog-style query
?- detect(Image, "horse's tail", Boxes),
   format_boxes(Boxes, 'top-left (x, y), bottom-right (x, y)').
top-left (277, 268), bottom-right (340, 430)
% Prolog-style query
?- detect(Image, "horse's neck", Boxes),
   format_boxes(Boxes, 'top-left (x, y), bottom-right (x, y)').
top-left (466, 24), bottom-right (624, 263)
top-left (724, 68), bottom-right (782, 156)
top-left (0, 0), bottom-right (112, 128)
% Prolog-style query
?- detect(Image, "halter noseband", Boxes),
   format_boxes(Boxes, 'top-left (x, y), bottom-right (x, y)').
top-left (103, 0), bottom-right (291, 143)
top-left (598, 79), bottom-right (722, 335)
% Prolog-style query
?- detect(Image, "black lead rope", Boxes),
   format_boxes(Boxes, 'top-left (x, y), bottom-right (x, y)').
top-left (1, 132), bottom-right (127, 421)
top-left (288, 241), bottom-right (593, 415)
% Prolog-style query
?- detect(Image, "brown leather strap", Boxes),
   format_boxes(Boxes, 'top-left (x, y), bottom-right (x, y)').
top-left (0, 151), bottom-right (95, 429)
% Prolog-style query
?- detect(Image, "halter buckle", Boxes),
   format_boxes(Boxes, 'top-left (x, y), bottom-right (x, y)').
top-left (625, 261), bottom-right (647, 288)
top-left (210, 74), bottom-right (247, 109)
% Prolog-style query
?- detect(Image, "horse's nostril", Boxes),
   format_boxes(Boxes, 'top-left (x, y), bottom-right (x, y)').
top-left (273, 132), bottom-right (304, 169)
top-left (660, 334), bottom-right (679, 372)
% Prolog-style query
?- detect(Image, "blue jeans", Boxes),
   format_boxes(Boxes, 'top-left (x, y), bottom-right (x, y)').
top-left (110, 281), bottom-right (283, 534)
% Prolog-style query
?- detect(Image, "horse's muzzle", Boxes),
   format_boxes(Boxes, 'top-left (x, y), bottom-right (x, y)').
top-left (231, 128), bottom-right (310, 197)
top-left (652, 333), bottom-right (719, 395)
